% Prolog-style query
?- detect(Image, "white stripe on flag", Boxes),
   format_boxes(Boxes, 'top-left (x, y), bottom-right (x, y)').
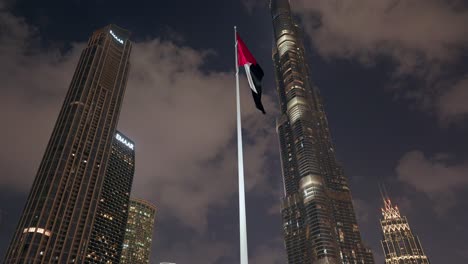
top-left (243, 63), bottom-right (258, 94)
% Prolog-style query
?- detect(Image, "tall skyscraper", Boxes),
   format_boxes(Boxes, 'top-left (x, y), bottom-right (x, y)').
top-left (85, 131), bottom-right (135, 263)
top-left (120, 198), bottom-right (156, 264)
top-left (4, 24), bottom-right (132, 264)
top-left (380, 196), bottom-right (430, 264)
top-left (270, 1), bottom-right (374, 263)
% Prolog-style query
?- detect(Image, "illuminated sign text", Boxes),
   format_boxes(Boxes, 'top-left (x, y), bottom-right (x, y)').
top-left (116, 134), bottom-right (134, 149)
top-left (110, 30), bottom-right (124, 44)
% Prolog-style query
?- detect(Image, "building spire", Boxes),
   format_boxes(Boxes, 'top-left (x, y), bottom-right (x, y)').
top-left (378, 183), bottom-right (386, 203)
top-left (379, 182), bottom-right (394, 211)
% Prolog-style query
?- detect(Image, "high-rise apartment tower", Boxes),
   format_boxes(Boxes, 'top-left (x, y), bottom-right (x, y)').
top-left (4, 24), bottom-right (132, 264)
top-left (120, 198), bottom-right (156, 264)
top-left (85, 131), bottom-right (135, 263)
top-left (270, 1), bottom-right (374, 263)
top-left (380, 196), bottom-right (430, 264)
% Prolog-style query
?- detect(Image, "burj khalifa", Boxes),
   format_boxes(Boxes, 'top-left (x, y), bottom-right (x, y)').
top-left (270, 1), bottom-right (375, 263)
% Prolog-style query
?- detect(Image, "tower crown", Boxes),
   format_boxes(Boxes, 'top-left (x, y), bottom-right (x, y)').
top-left (382, 198), bottom-right (401, 220)
top-left (379, 194), bottom-right (431, 263)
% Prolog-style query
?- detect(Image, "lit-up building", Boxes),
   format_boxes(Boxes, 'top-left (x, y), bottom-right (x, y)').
top-left (120, 198), bottom-right (156, 264)
top-left (3, 24), bottom-right (132, 263)
top-left (85, 131), bottom-right (135, 263)
top-left (270, 0), bottom-right (374, 263)
top-left (380, 196), bottom-right (430, 264)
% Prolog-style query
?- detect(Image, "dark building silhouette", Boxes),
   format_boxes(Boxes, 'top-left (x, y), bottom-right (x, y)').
top-left (4, 24), bottom-right (132, 264)
top-left (85, 131), bottom-right (135, 263)
top-left (270, 1), bottom-right (374, 263)
top-left (380, 196), bottom-right (430, 264)
top-left (120, 198), bottom-right (156, 264)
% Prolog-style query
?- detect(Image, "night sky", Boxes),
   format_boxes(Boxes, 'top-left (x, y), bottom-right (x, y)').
top-left (1, 0), bottom-right (468, 263)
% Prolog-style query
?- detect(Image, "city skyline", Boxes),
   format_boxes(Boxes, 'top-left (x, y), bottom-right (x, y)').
top-left (1, 0), bottom-right (468, 263)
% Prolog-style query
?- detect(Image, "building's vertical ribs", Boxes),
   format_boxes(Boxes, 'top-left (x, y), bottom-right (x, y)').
top-left (4, 24), bottom-right (132, 264)
top-left (270, 1), bottom-right (374, 263)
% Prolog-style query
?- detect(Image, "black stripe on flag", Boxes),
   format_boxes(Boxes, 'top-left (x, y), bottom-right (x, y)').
top-left (249, 63), bottom-right (265, 114)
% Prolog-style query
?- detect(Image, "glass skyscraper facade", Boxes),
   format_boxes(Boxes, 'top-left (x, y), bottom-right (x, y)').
top-left (380, 197), bottom-right (430, 264)
top-left (270, 1), bottom-right (374, 263)
top-left (120, 198), bottom-right (156, 264)
top-left (4, 24), bottom-right (132, 264)
top-left (85, 131), bottom-right (135, 263)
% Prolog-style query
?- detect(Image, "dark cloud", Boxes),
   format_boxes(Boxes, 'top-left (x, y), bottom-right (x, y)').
top-left (249, 238), bottom-right (286, 264)
top-left (294, 0), bottom-right (468, 64)
top-left (0, 9), bottom-right (84, 189)
top-left (0, 0), bottom-right (14, 10)
top-left (437, 75), bottom-right (468, 121)
top-left (296, 0), bottom-right (468, 120)
top-left (353, 198), bottom-right (371, 224)
top-left (396, 150), bottom-right (468, 213)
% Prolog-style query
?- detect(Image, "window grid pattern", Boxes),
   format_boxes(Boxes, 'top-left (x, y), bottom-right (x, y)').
top-left (120, 199), bottom-right (156, 264)
top-left (4, 24), bottom-right (132, 264)
top-left (271, 0), bottom-right (375, 263)
top-left (85, 132), bottom-right (135, 263)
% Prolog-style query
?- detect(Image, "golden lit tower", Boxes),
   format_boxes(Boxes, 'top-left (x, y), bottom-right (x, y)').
top-left (380, 196), bottom-right (430, 264)
top-left (4, 24), bottom-right (132, 264)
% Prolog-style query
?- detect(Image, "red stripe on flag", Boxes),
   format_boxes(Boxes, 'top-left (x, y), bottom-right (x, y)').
top-left (236, 33), bottom-right (257, 66)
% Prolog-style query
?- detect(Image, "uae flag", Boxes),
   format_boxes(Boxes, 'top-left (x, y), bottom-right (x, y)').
top-left (236, 33), bottom-right (266, 114)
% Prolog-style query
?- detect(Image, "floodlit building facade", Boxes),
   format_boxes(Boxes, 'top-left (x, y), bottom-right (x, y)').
top-left (4, 24), bottom-right (132, 264)
top-left (380, 197), bottom-right (430, 264)
top-left (270, 0), bottom-right (374, 263)
top-left (120, 198), bottom-right (156, 264)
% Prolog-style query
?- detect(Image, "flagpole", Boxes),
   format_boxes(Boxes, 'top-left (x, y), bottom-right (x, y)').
top-left (234, 25), bottom-right (249, 264)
